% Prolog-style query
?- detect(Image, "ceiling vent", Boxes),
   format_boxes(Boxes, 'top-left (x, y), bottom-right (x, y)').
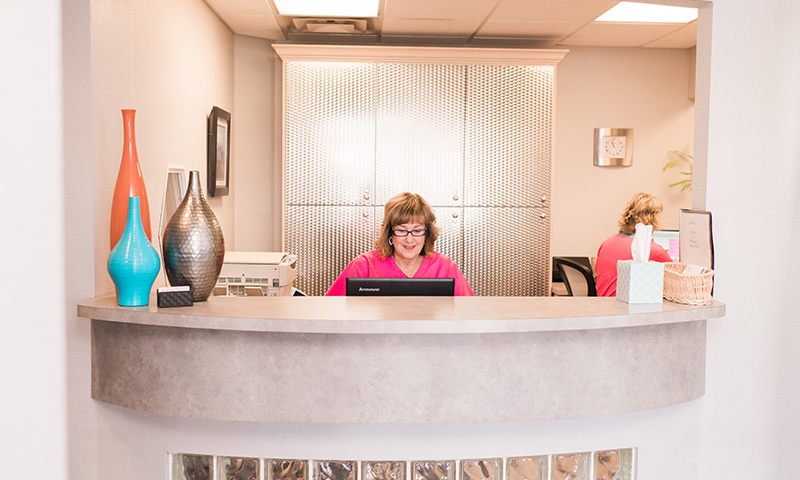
top-left (291, 18), bottom-right (370, 34)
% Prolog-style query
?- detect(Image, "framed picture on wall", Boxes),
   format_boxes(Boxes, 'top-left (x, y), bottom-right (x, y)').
top-left (207, 106), bottom-right (230, 197)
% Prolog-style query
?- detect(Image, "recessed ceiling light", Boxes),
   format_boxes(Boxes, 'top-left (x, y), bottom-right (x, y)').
top-left (595, 2), bottom-right (698, 23)
top-left (273, 0), bottom-right (379, 18)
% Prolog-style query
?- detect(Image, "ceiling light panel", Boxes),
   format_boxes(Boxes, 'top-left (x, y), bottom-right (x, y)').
top-left (273, 0), bottom-right (379, 17)
top-left (384, 0), bottom-right (496, 21)
top-left (595, 2), bottom-right (698, 23)
top-left (559, 22), bottom-right (685, 47)
top-left (492, 0), bottom-right (616, 23)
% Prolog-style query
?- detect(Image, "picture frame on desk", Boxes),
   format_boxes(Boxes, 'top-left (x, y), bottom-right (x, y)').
top-left (679, 209), bottom-right (714, 269)
top-left (207, 106), bottom-right (230, 197)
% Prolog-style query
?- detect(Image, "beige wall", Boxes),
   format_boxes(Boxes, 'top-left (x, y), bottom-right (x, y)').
top-left (231, 35), bottom-right (283, 251)
top-left (552, 46), bottom-right (695, 257)
top-left (228, 42), bottom-right (695, 259)
top-left (90, 0), bottom-right (234, 296)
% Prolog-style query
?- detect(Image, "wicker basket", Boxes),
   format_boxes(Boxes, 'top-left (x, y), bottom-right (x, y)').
top-left (663, 262), bottom-right (714, 305)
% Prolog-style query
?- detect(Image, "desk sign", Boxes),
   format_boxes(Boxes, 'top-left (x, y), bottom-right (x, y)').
top-left (679, 209), bottom-right (714, 269)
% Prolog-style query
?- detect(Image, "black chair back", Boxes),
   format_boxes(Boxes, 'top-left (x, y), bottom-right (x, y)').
top-left (553, 256), bottom-right (597, 296)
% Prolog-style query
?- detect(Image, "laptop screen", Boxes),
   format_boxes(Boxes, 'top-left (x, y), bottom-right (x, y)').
top-left (652, 230), bottom-right (680, 261)
top-left (346, 277), bottom-right (455, 296)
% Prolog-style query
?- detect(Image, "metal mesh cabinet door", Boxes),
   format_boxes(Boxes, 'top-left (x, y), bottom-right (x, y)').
top-left (465, 65), bottom-right (555, 207)
top-left (431, 206), bottom-right (465, 269)
top-left (375, 63), bottom-right (465, 207)
top-left (285, 205), bottom-right (377, 296)
top-left (285, 62), bottom-right (376, 206)
top-left (463, 206), bottom-right (551, 297)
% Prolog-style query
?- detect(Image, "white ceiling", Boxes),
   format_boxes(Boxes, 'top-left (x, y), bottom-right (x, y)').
top-left (204, 0), bottom-right (697, 49)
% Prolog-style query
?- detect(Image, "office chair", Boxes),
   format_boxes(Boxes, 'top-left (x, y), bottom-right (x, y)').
top-left (553, 256), bottom-right (597, 296)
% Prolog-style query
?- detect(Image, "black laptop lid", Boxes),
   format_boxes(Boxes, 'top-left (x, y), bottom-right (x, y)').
top-left (346, 277), bottom-right (455, 296)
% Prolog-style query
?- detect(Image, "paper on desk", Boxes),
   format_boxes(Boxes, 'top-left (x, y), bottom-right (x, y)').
top-left (631, 222), bottom-right (652, 263)
top-left (683, 264), bottom-right (705, 274)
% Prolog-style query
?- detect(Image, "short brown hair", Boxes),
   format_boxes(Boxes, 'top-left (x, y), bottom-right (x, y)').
top-left (375, 192), bottom-right (440, 258)
top-left (617, 192), bottom-right (663, 235)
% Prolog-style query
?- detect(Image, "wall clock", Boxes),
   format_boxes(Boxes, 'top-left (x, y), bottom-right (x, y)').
top-left (594, 128), bottom-right (633, 166)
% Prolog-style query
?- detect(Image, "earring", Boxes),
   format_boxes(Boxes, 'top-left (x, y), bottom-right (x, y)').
top-left (389, 238), bottom-right (393, 246)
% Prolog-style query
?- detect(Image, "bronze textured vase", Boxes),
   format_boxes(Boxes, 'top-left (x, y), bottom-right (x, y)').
top-left (162, 170), bottom-right (225, 301)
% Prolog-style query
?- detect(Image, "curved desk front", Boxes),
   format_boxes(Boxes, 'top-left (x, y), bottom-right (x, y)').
top-left (77, 295), bottom-right (725, 423)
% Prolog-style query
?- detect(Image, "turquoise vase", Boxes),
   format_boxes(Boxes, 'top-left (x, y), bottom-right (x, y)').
top-left (107, 196), bottom-right (161, 306)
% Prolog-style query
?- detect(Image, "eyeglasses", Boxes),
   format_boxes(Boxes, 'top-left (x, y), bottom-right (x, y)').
top-left (392, 228), bottom-right (427, 237)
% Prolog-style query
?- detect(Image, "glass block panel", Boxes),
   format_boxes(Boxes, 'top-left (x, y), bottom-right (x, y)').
top-left (507, 456), bottom-right (547, 480)
top-left (363, 460), bottom-right (407, 480)
top-left (219, 456), bottom-right (260, 480)
top-left (172, 453), bottom-right (212, 480)
top-left (269, 459), bottom-right (309, 480)
top-left (375, 63), bottom-right (465, 207)
top-left (462, 459), bottom-right (502, 480)
top-left (593, 448), bottom-right (635, 480)
top-left (315, 460), bottom-right (358, 480)
top-left (550, 452), bottom-right (589, 480)
top-left (412, 460), bottom-right (455, 480)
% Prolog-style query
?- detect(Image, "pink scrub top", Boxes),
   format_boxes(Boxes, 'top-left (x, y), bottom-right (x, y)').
top-left (595, 233), bottom-right (673, 297)
top-left (325, 250), bottom-right (475, 296)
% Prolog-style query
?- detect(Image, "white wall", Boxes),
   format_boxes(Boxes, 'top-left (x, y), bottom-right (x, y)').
top-left (700, 0), bottom-right (800, 475)
top-left (10, 0), bottom-right (793, 479)
top-left (1, 1), bottom-right (67, 479)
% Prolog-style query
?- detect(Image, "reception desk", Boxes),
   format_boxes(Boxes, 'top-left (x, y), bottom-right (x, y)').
top-left (77, 295), bottom-right (725, 423)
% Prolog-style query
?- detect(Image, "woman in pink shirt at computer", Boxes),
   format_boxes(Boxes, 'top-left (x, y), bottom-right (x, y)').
top-left (325, 192), bottom-right (474, 296)
top-left (595, 192), bottom-right (673, 297)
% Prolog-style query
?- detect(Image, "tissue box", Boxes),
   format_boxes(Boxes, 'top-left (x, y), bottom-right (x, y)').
top-left (616, 260), bottom-right (664, 304)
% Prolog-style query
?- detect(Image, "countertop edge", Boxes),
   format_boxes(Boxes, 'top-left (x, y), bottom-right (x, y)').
top-left (77, 295), bottom-right (726, 334)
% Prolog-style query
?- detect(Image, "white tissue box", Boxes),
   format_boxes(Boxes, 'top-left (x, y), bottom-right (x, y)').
top-left (616, 260), bottom-right (664, 304)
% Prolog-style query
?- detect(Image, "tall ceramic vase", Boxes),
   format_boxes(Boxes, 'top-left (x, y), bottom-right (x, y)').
top-left (107, 196), bottom-right (161, 306)
top-left (110, 109), bottom-right (152, 249)
top-left (162, 170), bottom-right (225, 301)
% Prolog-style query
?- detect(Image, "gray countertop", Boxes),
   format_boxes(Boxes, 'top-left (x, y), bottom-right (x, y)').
top-left (77, 294), bottom-right (726, 334)
top-left (78, 294), bottom-right (725, 422)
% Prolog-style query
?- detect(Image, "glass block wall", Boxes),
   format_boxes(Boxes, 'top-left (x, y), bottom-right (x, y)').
top-left (284, 61), bottom-right (554, 296)
top-left (170, 449), bottom-right (635, 480)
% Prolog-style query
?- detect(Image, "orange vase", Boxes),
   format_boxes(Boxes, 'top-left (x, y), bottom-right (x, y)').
top-left (110, 109), bottom-right (152, 249)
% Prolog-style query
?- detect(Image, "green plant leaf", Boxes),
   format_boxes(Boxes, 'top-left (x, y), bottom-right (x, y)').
top-left (664, 150), bottom-right (693, 191)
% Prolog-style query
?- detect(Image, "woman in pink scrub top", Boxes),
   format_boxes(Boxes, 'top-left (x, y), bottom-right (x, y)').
top-left (325, 192), bottom-right (475, 296)
top-left (595, 192), bottom-right (673, 297)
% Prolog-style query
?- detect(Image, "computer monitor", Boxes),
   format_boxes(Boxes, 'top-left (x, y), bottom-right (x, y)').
top-left (652, 230), bottom-right (680, 261)
top-left (346, 277), bottom-right (455, 296)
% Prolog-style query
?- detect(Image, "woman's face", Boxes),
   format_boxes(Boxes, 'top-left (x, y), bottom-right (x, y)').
top-left (391, 221), bottom-right (426, 261)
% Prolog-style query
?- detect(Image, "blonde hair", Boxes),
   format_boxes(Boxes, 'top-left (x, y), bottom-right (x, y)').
top-left (375, 192), bottom-right (440, 258)
top-left (617, 192), bottom-right (663, 235)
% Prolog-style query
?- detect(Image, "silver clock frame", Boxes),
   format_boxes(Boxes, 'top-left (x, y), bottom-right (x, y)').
top-left (593, 127), bottom-right (634, 166)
